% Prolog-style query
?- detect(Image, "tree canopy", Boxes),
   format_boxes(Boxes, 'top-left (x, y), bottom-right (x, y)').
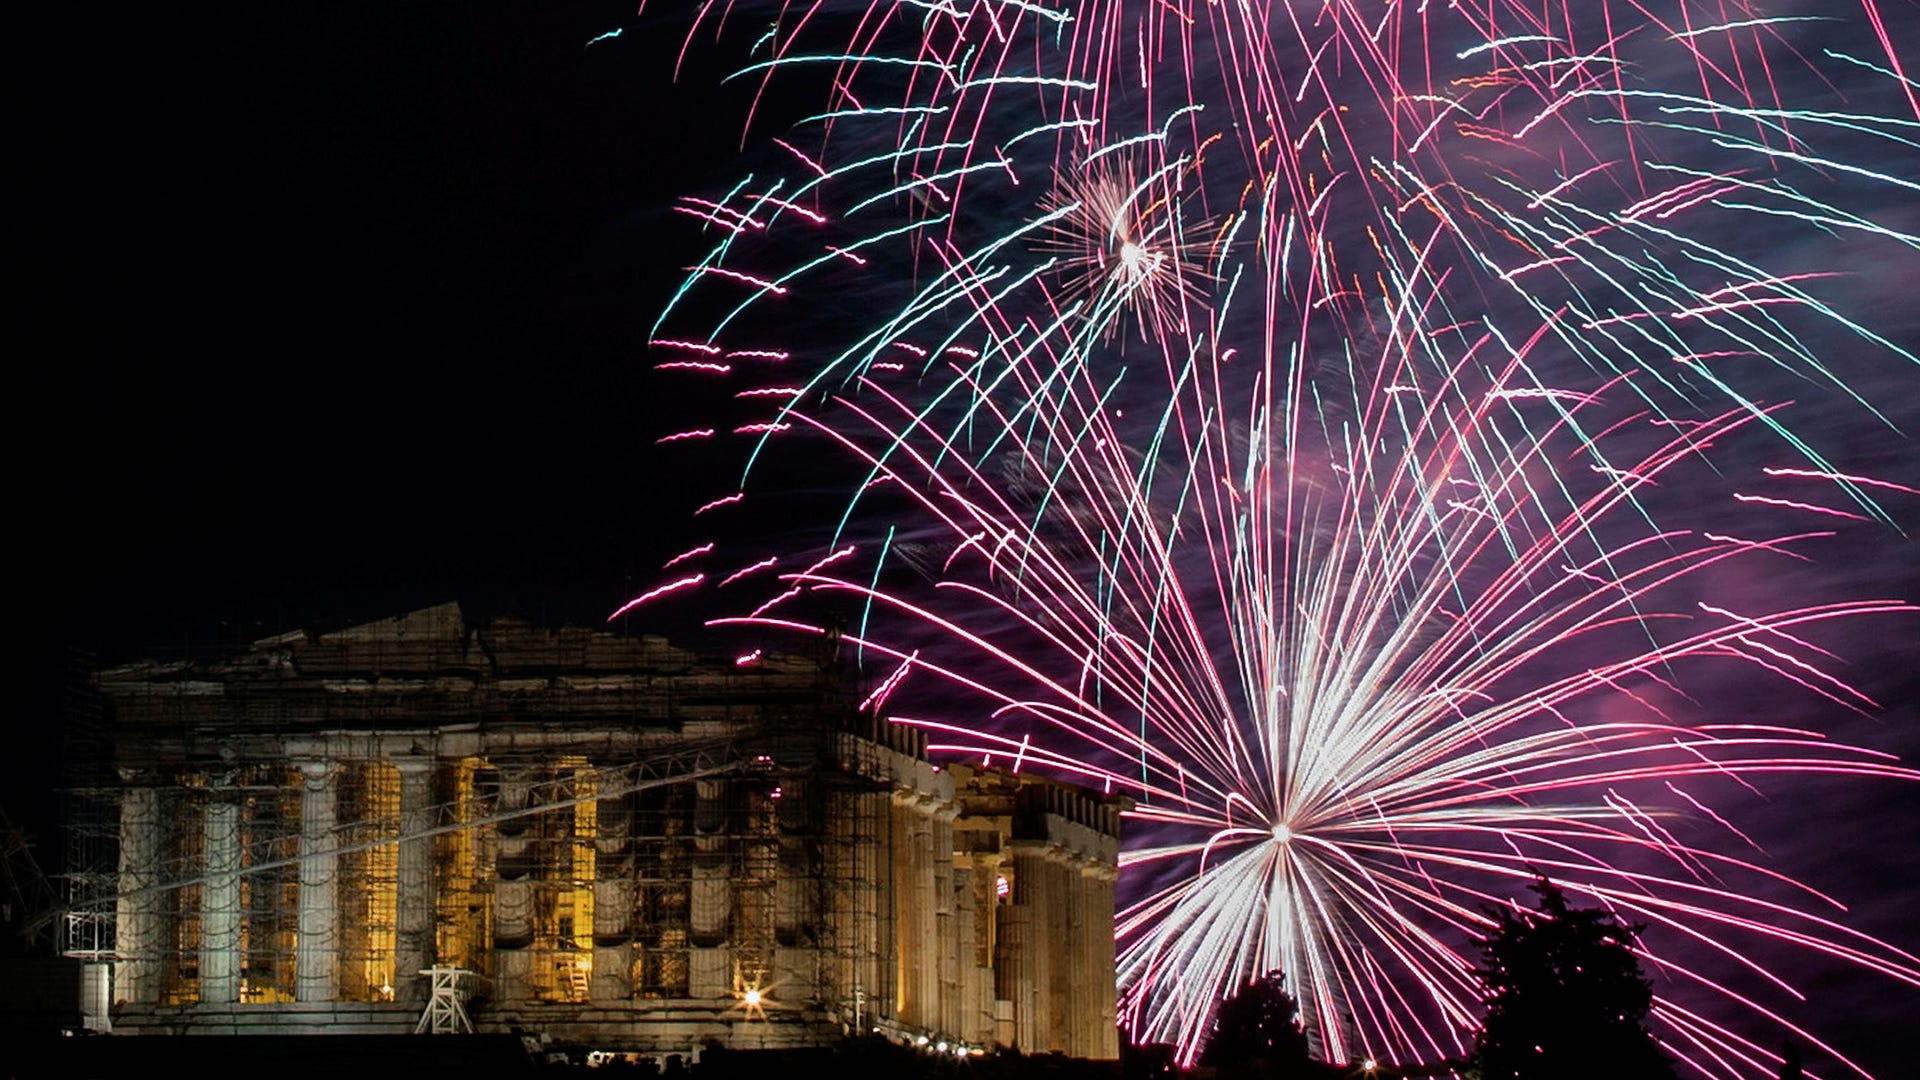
top-left (1471, 878), bottom-right (1677, 1080)
top-left (1202, 970), bottom-right (1319, 1079)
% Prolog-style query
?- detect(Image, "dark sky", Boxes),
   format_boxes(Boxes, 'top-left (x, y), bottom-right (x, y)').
top-left (19, 0), bottom-right (743, 934)
top-left (27, 4), bottom-right (739, 660)
top-left (16, 4), bottom-right (1917, 1074)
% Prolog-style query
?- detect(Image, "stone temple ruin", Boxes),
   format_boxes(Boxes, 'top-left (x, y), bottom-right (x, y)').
top-left (64, 603), bottom-right (1125, 1060)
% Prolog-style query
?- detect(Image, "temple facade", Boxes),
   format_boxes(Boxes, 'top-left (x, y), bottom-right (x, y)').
top-left (77, 604), bottom-right (1124, 1059)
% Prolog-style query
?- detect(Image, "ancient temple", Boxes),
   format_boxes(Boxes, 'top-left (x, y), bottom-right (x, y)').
top-left (71, 604), bottom-right (1124, 1060)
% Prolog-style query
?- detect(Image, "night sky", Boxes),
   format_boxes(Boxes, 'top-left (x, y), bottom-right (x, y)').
top-left (27, 4), bottom-right (739, 656)
top-left (16, 3), bottom-right (1917, 1075)
top-left (20, 0), bottom-right (733, 972)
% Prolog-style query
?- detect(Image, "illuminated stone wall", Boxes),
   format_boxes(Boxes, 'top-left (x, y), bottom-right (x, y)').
top-left (93, 604), bottom-right (1124, 1058)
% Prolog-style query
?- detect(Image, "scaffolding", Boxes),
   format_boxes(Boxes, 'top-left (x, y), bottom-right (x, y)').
top-left (414, 966), bottom-right (476, 1034)
top-left (58, 644), bottom-right (116, 1004)
top-left (74, 742), bottom-right (764, 1000)
top-left (58, 604), bottom-right (1120, 1057)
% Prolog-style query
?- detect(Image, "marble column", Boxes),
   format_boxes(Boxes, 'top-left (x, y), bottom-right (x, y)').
top-left (1000, 843), bottom-right (1052, 1051)
top-left (933, 803), bottom-right (958, 1037)
top-left (892, 790), bottom-right (936, 1027)
top-left (689, 945), bottom-right (730, 998)
top-left (690, 779), bottom-right (729, 947)
top-left (1045, 850), bottom-right (1071, 1053)
top-left (199, 802), bottom-right (241, 1003)
top-left (393, 757), bottom-right (436, 1004)
top-left (952, 865), bottom-right (978, 1043)
top-left (593, 784), bottom-right (633, 1002)
top-left (824, 788), bottom-right (859, 1016)
top-left (113, 782), bottom-right (161, 1005)
top-left (296, 761), bottom-right (339, 1003)
top-left (1066, 855), bottom-right (1092, 1058)
top-left (492, 767), bottom-right (533, 1002)
top-left (866, 789), bottom-right (894, 1022)
top-left (913, 796), bottom-right (940, 1030)
top-left (1090, 863), bottom-right (1119, 1059)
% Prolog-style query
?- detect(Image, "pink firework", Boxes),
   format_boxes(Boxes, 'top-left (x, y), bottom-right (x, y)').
top-left (629, 1), bottom-right (1920, 1074)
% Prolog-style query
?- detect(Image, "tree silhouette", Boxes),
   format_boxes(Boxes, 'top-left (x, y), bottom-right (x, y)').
top-left (1202, 970), bottom-right (1318, 1080)
top-left (1776, 1040), bottom-right (1804, 1080)
top-left (1471, 878), bottom-right (1677, 1080)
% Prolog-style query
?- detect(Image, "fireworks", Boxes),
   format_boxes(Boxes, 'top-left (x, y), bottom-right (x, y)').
top-left (1032, 153), bottom-right (1216, 342)
top-left (632, 2), bottom-right (1918, 1076)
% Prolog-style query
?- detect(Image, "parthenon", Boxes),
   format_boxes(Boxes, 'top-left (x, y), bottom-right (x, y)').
top-left (67, 603), bottom-right (1125, 1060)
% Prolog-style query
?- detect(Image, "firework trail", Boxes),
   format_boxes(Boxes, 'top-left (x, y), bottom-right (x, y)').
top-left (629, 1), bottom-right (1919, 1075)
